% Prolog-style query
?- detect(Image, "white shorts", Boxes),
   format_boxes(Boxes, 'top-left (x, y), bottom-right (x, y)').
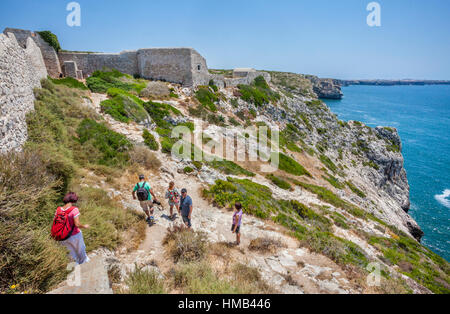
top-left (61, 231), bottom-right (90, 265)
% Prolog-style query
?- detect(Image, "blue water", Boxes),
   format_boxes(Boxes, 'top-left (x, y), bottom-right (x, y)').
top-left (325, 85), bottom-right (450, 261)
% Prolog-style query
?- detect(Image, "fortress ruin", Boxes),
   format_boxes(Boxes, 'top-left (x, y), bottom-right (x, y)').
top-left (3, 28), bottom-right (270, 88)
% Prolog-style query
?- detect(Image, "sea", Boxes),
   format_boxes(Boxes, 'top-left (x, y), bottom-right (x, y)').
top-left (324, 85), bottom-right (450, 261)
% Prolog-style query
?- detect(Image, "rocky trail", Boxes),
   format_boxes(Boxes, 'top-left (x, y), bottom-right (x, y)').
top-left (50, 93), bottom-right (365, 294)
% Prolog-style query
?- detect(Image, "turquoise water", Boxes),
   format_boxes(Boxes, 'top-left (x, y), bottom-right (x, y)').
top-left (325, 85), bottom-right (450, 261)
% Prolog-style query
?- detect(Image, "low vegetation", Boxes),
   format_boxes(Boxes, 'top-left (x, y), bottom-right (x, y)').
top-left (0, 79), bottom-right (147, 293)
top-left (143, 130), bottom-right (159, 151)
top-left (248, 237), bottom-right (284, 253)
top-left (37, 30), bottom-right (61, 51)
top-left (49, 77), bottom-right (88, 90)
top-left (266, 174), bottom-right (291, 190)
top-left (237, 76), bottom-right (280, 106)
top-left (124, 266), bottom-right (165, 294)
top-left (86, 69), bottom-right (147, 94)
top-left (163, 226), bottom-right (208, 263)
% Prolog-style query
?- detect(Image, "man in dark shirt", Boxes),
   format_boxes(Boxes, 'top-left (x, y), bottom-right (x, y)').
top-left (180, 188), bottom-right (193, 228)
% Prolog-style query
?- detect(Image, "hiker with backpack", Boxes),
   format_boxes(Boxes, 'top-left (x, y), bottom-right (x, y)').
top-left (51, 192), bottom-right (90, 265)
top-left (132, 174), bottom-right (159, 224)
top-left (179, 188), bottom-right (193, 228)
top-left (231, 202), bottom-right (243, 246)
top-left (165, 181), bottom-right (180, 220)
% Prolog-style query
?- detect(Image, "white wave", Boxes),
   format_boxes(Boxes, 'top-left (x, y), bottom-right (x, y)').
top-left (435, 189), bottom-right (450, 209)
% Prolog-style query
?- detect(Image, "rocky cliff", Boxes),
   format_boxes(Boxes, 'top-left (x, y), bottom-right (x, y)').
top-left (1, 32), bottom-right (448, 294)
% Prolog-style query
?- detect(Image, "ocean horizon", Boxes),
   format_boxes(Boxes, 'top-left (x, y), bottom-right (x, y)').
top-left (325, 85), bottom-right (450, 261)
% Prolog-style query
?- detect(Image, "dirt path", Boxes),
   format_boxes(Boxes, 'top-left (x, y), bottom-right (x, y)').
top-left (88, 92), bottom-right (361, 294)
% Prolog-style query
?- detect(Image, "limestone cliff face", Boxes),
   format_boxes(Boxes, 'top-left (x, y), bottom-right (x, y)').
top-left (258, 75), bottom-right (423, 240)
top-left (305, 75), bottom-right (343, 99)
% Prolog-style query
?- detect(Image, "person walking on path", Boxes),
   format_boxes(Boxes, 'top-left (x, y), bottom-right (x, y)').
top-left (51, 192), bottom-right (90, 265)
top-left (132, 174), bottom-right (158, 224)
top-left (179, 188), bottom-right (193, 229)
top-left (165, 181), bottom-right (180, 220)
top-left (231, 202), bottom-right (243, 246)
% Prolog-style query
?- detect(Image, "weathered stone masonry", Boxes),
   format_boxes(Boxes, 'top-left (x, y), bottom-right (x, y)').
top-left (0, 32), bottom-right (47, 154)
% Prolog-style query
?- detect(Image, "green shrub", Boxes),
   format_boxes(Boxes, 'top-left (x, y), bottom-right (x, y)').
top-left (143, 130), bottom-right (159, 151)
top-left (86, 69), bottom-right (146, 94)
top-left (369, 235), bottom-right (450, 294)
top-left (77, 119), bottom-right (132, 167)
top-left (184, 166), bottom-right (194, 174)
top-left (320, 154), bottom-right (338, 173)
top-left (266, 174), bottom-right (291, 190)
top-left (143, 101), bottom-right (180, 129)
top-left (172, 262), bottom-right (242, 294)
top-left (195, 87), bottom-right (218, 112)
top-left (275, 153), bottom-right (311, 177)
top-left (37, 31), bottom-right (61, 51)
top-left (208, 159), bottom-right (255, 177)
top-left (237, 76), bottom-right (280, 106)
top-left (294, 181), bottom-right (367, 219)
top-left (49, 77), bottom-right (88, 90)
top-left (125, 266), bottom-right (165, 294)
top-left (345, 181), bottom-right (367, 198)
top-left (322, 174), bottom-right (344, 189)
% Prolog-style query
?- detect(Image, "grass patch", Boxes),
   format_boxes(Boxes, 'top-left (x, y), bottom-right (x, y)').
top-left (195, 86), bottom-right (219, 112)
top-left (320, 154), bottom-right (338, 173)
top-left (77, 118), bottom-right (132, 167)
top-left (100, 90), bottom-right (148, 123)
top-left (237, 76), bottom-right (280, 107)
top-left (266, 174), bottom-right (291, 190)
top-left (86, 69), bottom-right (146, 94)
top-left (369, 235), bottom-right (450, 294)
top-left (276, 153), bottom-right (311, 177)
top-left (143, 130), bottom-right (159, 151)
top-left (208, 159), bottom-right (255, 177)
top-left (322, 173), bottom-right (344, 189)
top-left (345, 181), bottom-right (367, 198)
top-left (294, 181), bottom-right (367, 219)
top-left (49, 77), bottom-right (88, 90)
top-left (125, 266), bottom-right (165, 294)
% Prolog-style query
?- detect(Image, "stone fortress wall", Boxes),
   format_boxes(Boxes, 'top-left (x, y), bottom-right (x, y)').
top-left (0, 32), bottom-right (47, 153)
top-left (4, 28), bottom-right (61, 77)
top-left (4, 28), bottom-right (270, 88)
top-left (0, 27), bottom-right (270, 153)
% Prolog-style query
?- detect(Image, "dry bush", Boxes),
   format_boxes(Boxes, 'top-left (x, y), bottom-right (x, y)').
top-left (171, 261), bottom-right (241, 294)
top-left (163, 226), bottom-right (208, 263)
top-left (231, 263), bottom-right (273, 293)
top-left (139, 81), bottom-right (170, 99)
top-left (248, 237), bottom-right (285, 254)
top-left (0, 149), bottom-right (70, 292)
top-left (129, 146), bottom-right (162, 170)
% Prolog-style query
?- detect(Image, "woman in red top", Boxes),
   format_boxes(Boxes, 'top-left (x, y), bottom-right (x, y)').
top-left (58, 192), bottom-right (90, 265)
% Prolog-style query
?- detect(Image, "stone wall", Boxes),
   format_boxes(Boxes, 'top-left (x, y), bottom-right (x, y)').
top-left (4, 28), bottom-right (62, 78)
top-left (58, 51), bottom-right (139, 78)
top-left (0, 32), bottom-right (47, 154)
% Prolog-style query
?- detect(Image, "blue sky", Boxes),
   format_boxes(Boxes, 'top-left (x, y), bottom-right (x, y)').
top-left (1, 0), bottom-right (449, 79)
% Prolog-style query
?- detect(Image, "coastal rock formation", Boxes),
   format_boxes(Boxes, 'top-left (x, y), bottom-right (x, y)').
top-left (306, 75), bottom-right (343, 99)
top-left (3, 27), bottom-right (448, 295)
